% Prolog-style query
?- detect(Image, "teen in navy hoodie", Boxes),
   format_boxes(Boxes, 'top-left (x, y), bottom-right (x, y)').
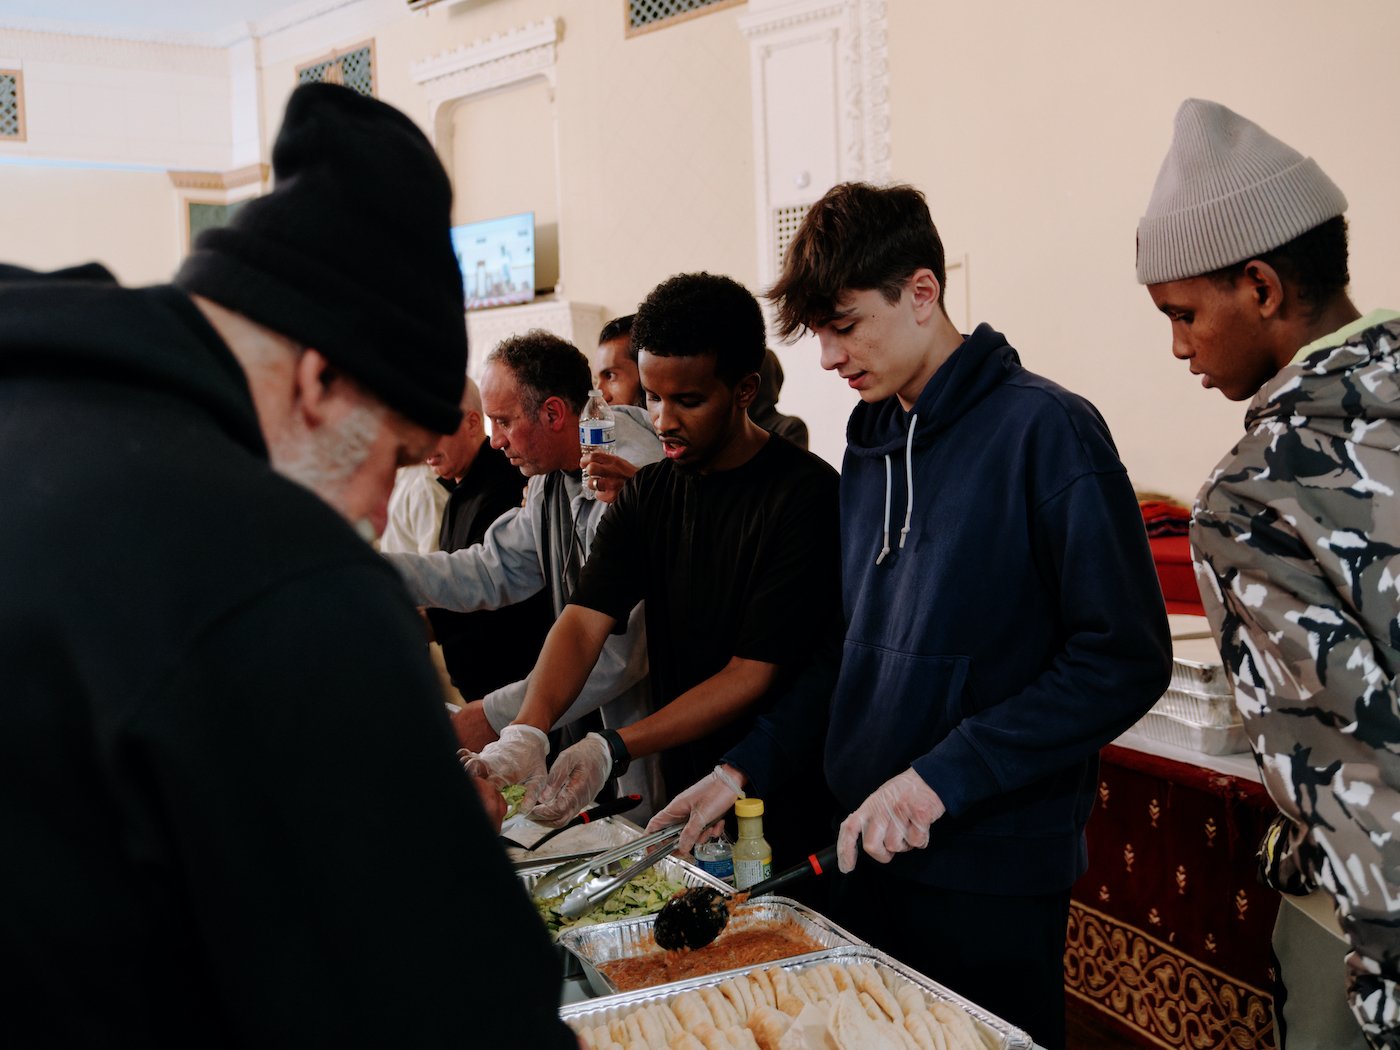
top-left (654, 184), bottom-right (1171, 1050)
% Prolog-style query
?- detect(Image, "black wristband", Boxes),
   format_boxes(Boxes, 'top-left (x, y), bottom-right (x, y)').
top-left (597, 728), bottom-right (631, 780)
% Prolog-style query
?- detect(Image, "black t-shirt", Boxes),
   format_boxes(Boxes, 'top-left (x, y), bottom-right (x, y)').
top-left (570, 434), bottom-right (842, 793)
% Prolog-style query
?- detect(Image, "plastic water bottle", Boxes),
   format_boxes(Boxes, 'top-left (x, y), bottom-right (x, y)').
top-left (578, 388), bottom-right (616, 501)
top-left (694, 829), bottom-right (735, 885)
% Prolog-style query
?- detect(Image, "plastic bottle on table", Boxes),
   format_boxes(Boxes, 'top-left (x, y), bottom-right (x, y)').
top-left (732, 798), bottom-right (772, 890)
top-left (693, 828), bottom-right (734, 885)
top-left (578, 388), bottom-right (616, 501)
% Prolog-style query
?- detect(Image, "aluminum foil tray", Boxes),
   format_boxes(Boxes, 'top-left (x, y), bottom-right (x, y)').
top-left (505, 815), bottom-right (645, 867)
top-left (520, 854), bottom-right (733, 935)
top-left (1124, 708), bottom-right (1249, 756)
top-left (521, 853), bottom-right (730, 981)
top-left (1170, 637), bottom-right (1231, 695)
top-left (1154, 684), bottom-right (1239, 727)
top-left (558, 895), bottom-right (863, 997)
top-left (559, 943), bottom-right (1033, 1050)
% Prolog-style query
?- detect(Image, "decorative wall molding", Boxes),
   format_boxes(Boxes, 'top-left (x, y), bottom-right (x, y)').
top-left (738, 0), bottom-right (891, 288)
top-left (410, 19), bottom-right (561, 197)
top-left (739, 0), bottom-right (846, 35)
top-left (410, 19), bottom-right (559, 109)
top-left (0, 28), bottom-right (227, 75)
top-left (0, 0), bottom-right (370, 49)
top-left (168, 164), bottom-right (269, 192)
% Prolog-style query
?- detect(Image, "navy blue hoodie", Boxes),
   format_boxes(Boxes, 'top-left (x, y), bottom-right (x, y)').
top-left (825, 324), bottom-right (1170, 894)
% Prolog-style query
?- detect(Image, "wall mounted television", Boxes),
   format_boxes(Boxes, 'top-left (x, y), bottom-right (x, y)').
top-left (451, 211), bottom-right (536, 311)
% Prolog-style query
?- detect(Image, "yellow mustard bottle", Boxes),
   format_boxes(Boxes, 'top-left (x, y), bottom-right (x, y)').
top-left (732, 797), bottom-right (773, 890)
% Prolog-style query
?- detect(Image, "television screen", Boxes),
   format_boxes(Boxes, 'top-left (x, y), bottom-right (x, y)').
top-left (451, 211), bottom-right (536, 311)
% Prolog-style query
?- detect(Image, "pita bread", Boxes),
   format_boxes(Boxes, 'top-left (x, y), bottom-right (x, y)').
top-left (745, 1004), bottom-right (793, 1050)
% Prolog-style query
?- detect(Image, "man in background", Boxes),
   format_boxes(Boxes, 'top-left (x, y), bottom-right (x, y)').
top-left (0, 83), bottom-right (574, 1048)
top-left (417, 376), bottom-right (552, 703)
top-left (748, 348), bottom-right (809, 449)
top-left (1138, 98), bottom-right (1400, 1049)
top-left (384, 330), bottom-right (666, 818)
top-left (377, 461), bottom-right (448, 555)
top-left (593, 312), bottom-right (644, 407)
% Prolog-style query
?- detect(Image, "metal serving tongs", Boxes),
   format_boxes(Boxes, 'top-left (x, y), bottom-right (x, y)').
top-left (530, 822), bottom-right (683, 902)
top-left (556, 824), bottom-right (686, 921)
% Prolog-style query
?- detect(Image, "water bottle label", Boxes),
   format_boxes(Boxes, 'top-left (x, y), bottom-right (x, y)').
top-left (696, 855), bottom-right (734, 881)
top-left (579, 422), bottom-right (615, 447)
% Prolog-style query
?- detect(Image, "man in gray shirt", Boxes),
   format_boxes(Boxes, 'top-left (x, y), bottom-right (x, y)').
top-left (384, 329), bottom-right (665, 819)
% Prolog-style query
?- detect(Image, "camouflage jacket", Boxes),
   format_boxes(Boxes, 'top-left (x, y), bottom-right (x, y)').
top-left (1192, 317), bottom-right (1400, 1048)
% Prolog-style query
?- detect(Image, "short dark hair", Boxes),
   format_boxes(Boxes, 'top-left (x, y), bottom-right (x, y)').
top-left (632, 273), bottom-right (766, 388)
top-left (769, 182), bottom-right (947, 339)
top-left (1206, 215), bottom-right (1351, 317)
top-left (599, 314), bottom-right (636, 361)
top-left (485, 329), bottom-right (592, 416)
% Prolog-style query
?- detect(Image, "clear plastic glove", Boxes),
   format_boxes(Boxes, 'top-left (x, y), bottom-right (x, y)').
top-left (459, 723), bottom-right (549, 798)
top-left (528, 733), bottom-right (612, 827)
top-left (837, 768), bottom-right (946, 873)
top-left (647, 765), bottom-right (745, 855)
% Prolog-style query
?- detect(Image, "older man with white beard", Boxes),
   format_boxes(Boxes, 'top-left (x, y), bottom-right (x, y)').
top-left (0, 83), bottom-right (576, 1049)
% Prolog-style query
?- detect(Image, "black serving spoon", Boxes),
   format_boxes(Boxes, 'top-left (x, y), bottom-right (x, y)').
top-left (654, 844), bottom-right (839, 951)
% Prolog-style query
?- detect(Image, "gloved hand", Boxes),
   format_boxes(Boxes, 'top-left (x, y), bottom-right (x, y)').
top-left (528, 733), bottom-right (612, 827)
top-left (647, 765), bottom-right (746, 855)
top-left (837, 768), bottom-right (946, 873)
top-left (459, 723), bottom-right (549, 795)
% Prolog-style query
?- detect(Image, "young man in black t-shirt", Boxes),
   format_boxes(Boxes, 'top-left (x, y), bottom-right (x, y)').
top-left (466, 273), bottom-right (842, 837)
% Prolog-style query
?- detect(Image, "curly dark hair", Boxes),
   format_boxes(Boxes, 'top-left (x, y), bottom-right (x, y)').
top-left (598, 314), bottom-right (636, 361)
top-left (631, 273), bottom-right (765, 387)
top-left (768, 182), bottom-right (947, 340)
top-left (1206, 216), bottom-right (1350, 317)
top-left (485, 329), bottom-right (592, 416)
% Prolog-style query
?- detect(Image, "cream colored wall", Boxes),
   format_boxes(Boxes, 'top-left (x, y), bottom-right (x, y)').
top-left (277, 0), bottom-right (757, 322)
top-left (10, 0), bottom-right (1392, 497)
top-left (884, 0), bottom-right (1400, 502)
top-left (0, 165), bottom-right (180, 283)
top-left (447, 79), bottom-right (560, 288)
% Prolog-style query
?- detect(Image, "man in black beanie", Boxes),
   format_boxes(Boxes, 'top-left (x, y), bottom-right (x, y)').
top-left (0, 83), bottom-right (576, 1048)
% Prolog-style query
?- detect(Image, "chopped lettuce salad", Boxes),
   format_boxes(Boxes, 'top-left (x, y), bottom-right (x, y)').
top-left (534, 867), bottom-right (686, 936)
top-left (500, 783), bottom-right (527, 821)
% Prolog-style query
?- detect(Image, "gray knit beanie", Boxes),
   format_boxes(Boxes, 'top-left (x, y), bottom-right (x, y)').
top-left (1136, 98), bottom-right (1347, 285)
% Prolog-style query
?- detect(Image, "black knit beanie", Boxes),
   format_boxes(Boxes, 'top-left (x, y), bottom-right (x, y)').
top-left (175, 82), bottom-right (467, 434)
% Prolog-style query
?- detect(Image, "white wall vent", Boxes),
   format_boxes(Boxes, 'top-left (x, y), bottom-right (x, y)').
top-left (0, 70), bottom-right (25, 141)
top-left (627, 0), bottom-right (744, 37)
top-left (773, 202), bottom-right (811, 276)
top-left (296, 41), bottom-right (376, 97)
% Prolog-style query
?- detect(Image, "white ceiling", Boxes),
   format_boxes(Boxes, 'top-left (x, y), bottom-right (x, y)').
top-left (0, 0), bottom-right (302, 39)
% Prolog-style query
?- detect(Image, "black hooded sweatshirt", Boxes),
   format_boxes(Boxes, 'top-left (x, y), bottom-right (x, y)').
top-left (0, 266), bottom-right (574, 1048)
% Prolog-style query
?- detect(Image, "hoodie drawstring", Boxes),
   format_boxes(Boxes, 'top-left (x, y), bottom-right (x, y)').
top-left (875, 412), bottom-right (918, 565)
top-left (899, 413), bottom-right (917, 549)
top-left (876, 455), bottom-right (893, 565)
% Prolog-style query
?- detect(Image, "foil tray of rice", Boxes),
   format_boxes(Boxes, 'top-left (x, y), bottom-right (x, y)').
top-left (559, 943), bottom-right (1033, 1050)
top-left (558, 896), bottom-right (862, 997)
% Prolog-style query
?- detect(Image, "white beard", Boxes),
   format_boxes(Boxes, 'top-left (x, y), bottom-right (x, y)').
top-left (271, 403), bottom-right (384, 535)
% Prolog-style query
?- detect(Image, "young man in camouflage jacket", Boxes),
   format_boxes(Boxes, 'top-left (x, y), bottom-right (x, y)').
top-left (1137, 98), bottom-right (1400, 1048)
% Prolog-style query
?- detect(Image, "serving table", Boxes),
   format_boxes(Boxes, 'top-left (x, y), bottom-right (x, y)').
top-left (1067, 735), bottom-right (1280, 1048)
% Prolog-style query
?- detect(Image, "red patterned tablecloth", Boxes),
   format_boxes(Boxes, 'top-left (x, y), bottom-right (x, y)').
top-left (1066, 744), bottom-right (1281, 1049)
